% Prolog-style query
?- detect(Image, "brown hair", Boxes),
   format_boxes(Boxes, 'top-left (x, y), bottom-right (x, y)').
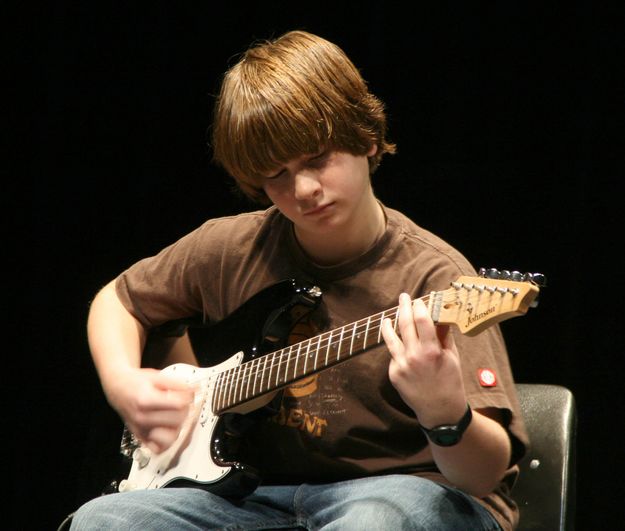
top-left (211, 30), bottom-right (396, 203)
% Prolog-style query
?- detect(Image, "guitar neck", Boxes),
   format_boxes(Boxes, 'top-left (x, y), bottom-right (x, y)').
top-left (212, 304), bottom-right (395, 414)
top-left (212, 275), bottom-right (540, 414)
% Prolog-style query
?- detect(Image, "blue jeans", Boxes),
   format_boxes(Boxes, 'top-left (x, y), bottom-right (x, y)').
top-left (70, 474), bottom-right (501, 530)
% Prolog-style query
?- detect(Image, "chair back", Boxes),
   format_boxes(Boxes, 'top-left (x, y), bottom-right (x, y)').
top-left (514, 383), bottom-right (577, 531)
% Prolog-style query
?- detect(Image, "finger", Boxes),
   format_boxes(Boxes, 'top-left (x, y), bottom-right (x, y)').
top-left (136, 391), bottom-right (193, 415)
top-left (411, 298), bottom-right (438, 346)
top-left (144, 426), bottom-right (181, 454)
top-left (396, 293), bottom-right (419, 348)
top-left (437, 324), bottom-right (456, 351)
top-left (145, 375), bottom-right (196, 411)
top-left (153, 372), bottom-right (197, 393)
top-left (381, 317), bottom-right (402, 360)
top-left (138, 407), bottom-right (191, 428)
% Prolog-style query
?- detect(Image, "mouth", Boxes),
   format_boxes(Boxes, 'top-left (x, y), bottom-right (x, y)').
top-left (303, 203), bottom-right (334, 216)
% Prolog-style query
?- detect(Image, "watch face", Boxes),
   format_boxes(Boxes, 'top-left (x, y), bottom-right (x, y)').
top-left (430, 427), bottom-right (461, 447)
top-left (420, 405), bottom-right (472, 447)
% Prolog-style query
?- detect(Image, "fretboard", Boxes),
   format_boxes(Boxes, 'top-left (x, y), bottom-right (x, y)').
top-left (211, 303), bottom-right (404, 414)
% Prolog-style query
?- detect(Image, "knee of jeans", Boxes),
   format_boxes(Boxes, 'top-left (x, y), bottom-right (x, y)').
top-left (69, 497), bottom-right (113, 530)
top-left (332, 496), bottom-right (417, 530)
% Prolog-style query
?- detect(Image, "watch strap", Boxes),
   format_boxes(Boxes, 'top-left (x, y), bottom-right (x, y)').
top-left (419, 404), bottom-right (473, 447)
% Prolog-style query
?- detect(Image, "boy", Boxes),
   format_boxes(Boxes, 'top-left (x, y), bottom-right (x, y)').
top-left (71, 30), bottom-right (528, 530)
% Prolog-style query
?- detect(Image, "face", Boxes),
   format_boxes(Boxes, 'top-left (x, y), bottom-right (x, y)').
top-left (262, 146), bottom-right (378, 239)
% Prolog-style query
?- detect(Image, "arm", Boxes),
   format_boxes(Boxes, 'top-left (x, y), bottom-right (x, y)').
top-left (381, 293), bottom-right (511, 497)
top-left (87, 280), bottom-right (195, 454)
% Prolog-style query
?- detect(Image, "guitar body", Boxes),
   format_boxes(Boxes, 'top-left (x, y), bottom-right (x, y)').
top-left (118, 279), bottom-right (322, 497)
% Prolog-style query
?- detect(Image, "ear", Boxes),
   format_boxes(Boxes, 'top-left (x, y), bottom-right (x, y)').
top-left (367, 144), bottom-right (378, 157)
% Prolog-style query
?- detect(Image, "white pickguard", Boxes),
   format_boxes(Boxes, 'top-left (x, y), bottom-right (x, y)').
top-left (119, 352), bottom-right (243, 491)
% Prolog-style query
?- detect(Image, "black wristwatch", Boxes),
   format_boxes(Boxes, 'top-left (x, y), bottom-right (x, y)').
top-left (419, 405), bottom-right (473, 447)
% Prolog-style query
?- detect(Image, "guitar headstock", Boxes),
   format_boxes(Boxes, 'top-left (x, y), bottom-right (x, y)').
top-left (436, 268), bottom-right (545, 336)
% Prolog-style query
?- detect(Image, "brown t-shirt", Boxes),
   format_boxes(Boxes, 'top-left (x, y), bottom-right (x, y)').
top-left (116, 205), bottom-right (529, 530)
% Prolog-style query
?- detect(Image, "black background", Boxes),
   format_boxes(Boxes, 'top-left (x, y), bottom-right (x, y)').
top-left (12, 3), bottom-right (624, 530)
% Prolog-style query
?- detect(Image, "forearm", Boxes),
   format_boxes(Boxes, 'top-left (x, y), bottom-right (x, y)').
top-left (427, 408), bottom-right (511, 497)
top-left (87, 279), bottom-right (147, 395)
top-left (383, 295), bottom-right (513, 497)
top-left (86, 280), bottom-right (196, 454)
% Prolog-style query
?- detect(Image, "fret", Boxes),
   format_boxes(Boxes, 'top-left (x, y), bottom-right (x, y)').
top-left (296, 341), bottom-right (306, 380)
top-left (217, 369), bottom-right (226, 410)
top-left (266, 350), bottom-right (276, 392)
top-left (220, 368), bottom-right (230, 410)
top-left (336, 326), bottom-right (345, 361)
top-left (323, 330), bottom-right (332, 367)
top-left (275, 349), bottom-right (283, 388)
top-left (293, 341), bottom-right (301, 380)
top-left (304, 338), bottom-right (313, 377)
top-left (377, 311), bottom-right (385, 343)
top-left (265, 353), bottom-right (275, 394)
top-left (212, 372), bottom-right (223, 412)
top-left (284, 343), bottom-right (293, 382)
top-left (244, 358), bottom-right (251, 398)
top-left (251, 356), bottom-right (261, 396)
top-left (275, 347), bottom-right (285, 387)
top-left (303, 340), bottom-right (309, 374)
top-left (211, 373), bottom-right (218, 411)
top-left (224, 370), bottom-right (232, 409)
top-left (240, 363), bottom-right (252, 401)
top-left (245, 358), bottom-right (254, 400)
top-left (262, 353), bottom-right (271, 394)
top-left (305, 332), bottom-right (314, 369)
top-left (237, 363), bottom-right (246, 404)
top-left (227, 367), bottom-right (237, 409)
top-left (274, 349), bottom-right (282, 387)
top-left (363, 316), bottom-right (371, 349)
top-left (274, 350), bottom-right (281, 388)
top-left (352, 323), bottom-right (360, 353)
top-left (349, 321), bottom-right (357, 354)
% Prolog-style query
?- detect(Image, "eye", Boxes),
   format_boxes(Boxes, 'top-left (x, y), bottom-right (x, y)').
top-left (265, 168), bottom-right (286, 180)
top-left (307, 150), bottom-right (329, 168)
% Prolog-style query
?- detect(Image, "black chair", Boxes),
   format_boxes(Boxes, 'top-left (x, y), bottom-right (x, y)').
top-left (514, 383), bottom-right (577, 531)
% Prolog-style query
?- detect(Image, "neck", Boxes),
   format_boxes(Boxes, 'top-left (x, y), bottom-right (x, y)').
top-left (294, 197), bottom-right (386, 266)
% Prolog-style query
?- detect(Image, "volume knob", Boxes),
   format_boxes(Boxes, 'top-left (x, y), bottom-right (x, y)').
top-left (132, 447), bottom-right (152, 468)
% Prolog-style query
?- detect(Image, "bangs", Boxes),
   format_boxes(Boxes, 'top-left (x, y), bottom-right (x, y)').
top-left (223, 85), bottom-right (333, 183)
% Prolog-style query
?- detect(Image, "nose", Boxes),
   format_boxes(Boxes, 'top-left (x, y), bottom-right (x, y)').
top-left (293, 171), bottom-right (321, 201)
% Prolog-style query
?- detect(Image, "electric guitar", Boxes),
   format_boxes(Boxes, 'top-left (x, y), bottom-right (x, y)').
top-left (116, 268), bottom-right (544, 497)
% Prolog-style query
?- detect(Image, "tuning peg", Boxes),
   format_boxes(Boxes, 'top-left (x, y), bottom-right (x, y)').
top-left (510, 271), bottom-right (524, 281)
top-left (478, 268), bottom-right (546, 287)
top-left (523, 272), bottom-right (547, 287)
top-left (479, 268), bottom-right (502, 279)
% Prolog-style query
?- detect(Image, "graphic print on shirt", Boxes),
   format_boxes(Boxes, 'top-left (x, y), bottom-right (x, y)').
top-left (270, 369), bottom-right (349, 438)
top-left (267, 309), bottom-right (348, 438)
